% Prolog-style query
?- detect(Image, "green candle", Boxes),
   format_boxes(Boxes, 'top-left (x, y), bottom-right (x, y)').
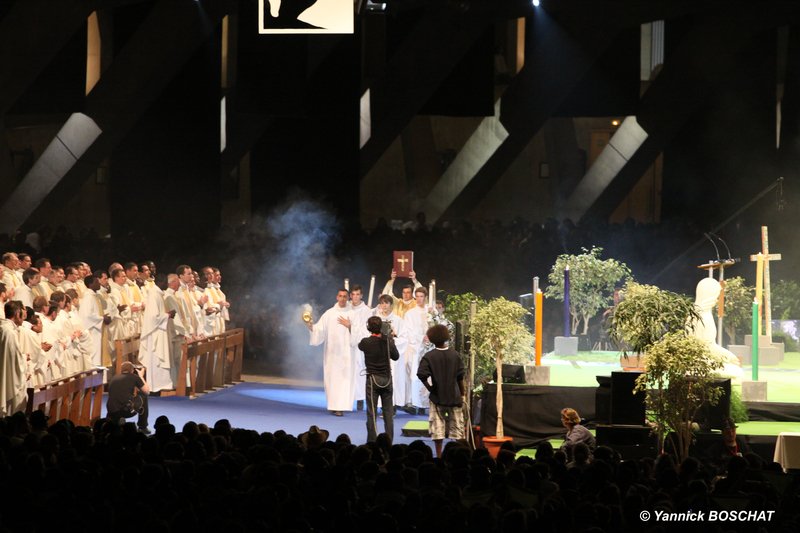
top-left (751, 298), bottom-right (759, 381)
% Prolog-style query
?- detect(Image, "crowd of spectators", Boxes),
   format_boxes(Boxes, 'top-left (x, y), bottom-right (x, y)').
top-left (0, 411), bottom-right (798, 533)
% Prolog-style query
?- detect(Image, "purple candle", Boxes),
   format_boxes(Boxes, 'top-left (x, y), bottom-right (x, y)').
top-left (564, 264), bottom-right (571, 337)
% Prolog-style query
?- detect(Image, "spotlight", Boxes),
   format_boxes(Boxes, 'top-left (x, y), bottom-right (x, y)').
top-left (532, 0), bottom-right (540, 6)
top-left (611, 119), bottom-right (620, 127)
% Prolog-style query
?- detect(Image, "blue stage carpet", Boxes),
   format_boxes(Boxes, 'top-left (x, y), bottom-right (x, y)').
top-left (125, 383), bottom-right (430, 445)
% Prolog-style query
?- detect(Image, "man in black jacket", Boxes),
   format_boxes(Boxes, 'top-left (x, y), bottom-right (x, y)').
top-left (358, 316), bottom-right (400, 442)
top-left (417, 324), bottom-right (466, 457)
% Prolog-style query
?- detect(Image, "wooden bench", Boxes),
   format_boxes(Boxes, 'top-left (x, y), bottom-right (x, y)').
top-left (223, 328), bottom-right (244, 384)
top-left (25, 368), bottom-right (105, 427)
top-left (175, 328), bottom-right (246, 397)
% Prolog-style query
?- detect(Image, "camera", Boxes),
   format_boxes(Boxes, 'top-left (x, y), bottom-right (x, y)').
top-left (380, 320), bottom-right (393, 337)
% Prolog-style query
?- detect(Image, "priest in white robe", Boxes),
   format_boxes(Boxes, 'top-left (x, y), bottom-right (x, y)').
top-left (65, 297), bottom-right (93, 373)
top-left (1, 301), bottom-right (27, 416)
top-left (348, 285), bottom-right (372, 409)
top-left (78, 275), bottom-right (108, 367)
top-left (401, 287), bottom-right (431, 410)
top-left (140, 283), bottom-right (173, 392)
top-left (165, 274), bottom-right (190, 385)
top-left (373, 293), bottom-right (407, 409)
top-left (308, 289), bottom-right (355, 416)
top-left (18, 319), bottom-right (46, 387)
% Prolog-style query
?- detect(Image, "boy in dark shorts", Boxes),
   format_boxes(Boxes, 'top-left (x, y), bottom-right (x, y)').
top-left (417, 324), bottom-right (466, 457)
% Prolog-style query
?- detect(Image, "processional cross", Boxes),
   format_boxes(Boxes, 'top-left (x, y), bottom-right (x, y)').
top-left (749, 226), bottom-right (782, 338)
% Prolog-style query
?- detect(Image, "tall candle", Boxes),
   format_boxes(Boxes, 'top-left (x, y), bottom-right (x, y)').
top-left (428, 282), bottom-right (434, 308)
top-left (752, 297), bottom-right (759, 381)
top-left (564, 265), bottom-right (571, 337)
top-left (344, 278), bottom-right (350, 292)
top-left (431, 279), bottom-right (437, 309)
top-left (755, 253), bottom-right (764, 336)
top-left (535, 289), bottom-right (543, 366)
top-left (367, 275), bottom-right (376, 307)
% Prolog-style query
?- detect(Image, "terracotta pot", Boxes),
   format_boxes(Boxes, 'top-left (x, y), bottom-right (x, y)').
top-left (482, 435), bottom-right (514, 458)
top-left (619, 353), bottom-right (645, 371)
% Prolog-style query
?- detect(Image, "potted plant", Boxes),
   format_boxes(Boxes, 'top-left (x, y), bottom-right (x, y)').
top-left (545, 246), bottom-right (631, 336)
top-left (634, 332), bottom-right (726, 462)
top-left (608, 281), bottom-right (699, 368)
top-left (471, 297), bottom-right (533, 457)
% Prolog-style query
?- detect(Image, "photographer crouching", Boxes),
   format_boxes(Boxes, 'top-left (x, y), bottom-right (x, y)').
top-left (358, 316), bottom-right (399, 443)
top-left (107, 361), bottom-right (151, 434)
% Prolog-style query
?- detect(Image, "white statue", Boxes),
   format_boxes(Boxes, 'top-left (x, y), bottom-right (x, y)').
top-left (689, 278), bottom-right (743, 381)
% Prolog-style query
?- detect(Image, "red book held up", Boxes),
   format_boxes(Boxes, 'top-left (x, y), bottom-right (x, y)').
top-left (393, 251), bottom-right (414, 276)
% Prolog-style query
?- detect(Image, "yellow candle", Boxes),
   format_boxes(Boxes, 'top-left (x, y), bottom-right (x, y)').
top-left (535, 289), bottom-right (543, 365)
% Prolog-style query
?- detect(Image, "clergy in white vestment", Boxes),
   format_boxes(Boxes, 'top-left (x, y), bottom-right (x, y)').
top-left (348, 285), bottom-right (373, 407)
top-left (60, 265), bottom-right (81, 293)
top-left (176, 265), bottom-right (203, 338)
top-left (202, 267), bottom-right (228, 334)
top-left (213, 268), bottom-right (231, 324)
top-left (373, 294), bottom-right (407, 408)
top-left (43, 306), bottom-right (68, 379)
top-left (1, 301), bottom-right (27, 416)
top-left (109, 269), bottom-right (134, 340)
top-left (78, 275), bottom-right (108, 367)
top-left (308, 289), bottom-right (356, 415)
top-left (34, 309), bottom-right (60, 382)
top-left (18, 268), bottom-right (40, 308)
top-left (165, 274), bottom-right (190, 385)
top-left (194, 283), bottom-right (217, 337)
top-left (1, 253), bottom-right (22, 298)
top-left (381, 269), bottom-right (425, 318)
top-left (64, 297), bottom-right (93, 373)
top-left (401, 287), bottom-right (431, 410)
top-left (140, 282), bottom-right (173, 392)
top-left (125, 276), bottom-right (145, 335)
top-left (18, 320), bottom-right (42, 387)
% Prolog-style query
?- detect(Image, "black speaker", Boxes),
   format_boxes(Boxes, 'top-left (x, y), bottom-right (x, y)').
top-left (493, 364), bottom-right (526, 384)
top-left (611, 371), bottom-right (645, 425)
top-left (695, 378), bottom-right (731, 430)
top-left (595, 375), bottom-right (612, 424)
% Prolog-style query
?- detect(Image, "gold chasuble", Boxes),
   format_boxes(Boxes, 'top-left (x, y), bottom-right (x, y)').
top-left (393, 299), bottom-right (416, 318)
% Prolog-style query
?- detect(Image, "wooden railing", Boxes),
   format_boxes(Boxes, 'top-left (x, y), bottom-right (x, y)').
top-left (25, 368), bottom-right (105, 427)
top-left (176, 328), bottom-right (245, 397)
top-left (114, 335), bottom-right (141, 376)
top-left (25, 328), bottom-right (245, 421)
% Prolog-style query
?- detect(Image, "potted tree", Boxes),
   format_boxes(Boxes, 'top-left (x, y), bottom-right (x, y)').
top-left (471, 297), bottom-right (533, 457)
top-left (608, 281), bottom-right (699, 368)
top-left (634, 332), bottom-right (725, 462)
top-left (545, 246), bottom-right (631, 336)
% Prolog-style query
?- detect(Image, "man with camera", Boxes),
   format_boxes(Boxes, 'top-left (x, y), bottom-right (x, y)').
top-left (358, 316), bottom-right (399, 442)
top-left (107, 361), bottom-right (151, 433)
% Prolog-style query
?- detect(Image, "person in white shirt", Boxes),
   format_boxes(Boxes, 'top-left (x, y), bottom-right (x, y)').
top-left (17, 268), bottom-right (39, 308)
top-left (307, 289), bottom-right (355, 416)
top-left (348, 285), bottom-right (372, 411)
top-left (1, 300), bottom-right (27, 416)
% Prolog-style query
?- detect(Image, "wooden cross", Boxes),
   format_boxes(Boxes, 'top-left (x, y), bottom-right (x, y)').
top-left (397, 255), bottom-right (409, 272)
top-left (749, 226), bottom-right (782, 338)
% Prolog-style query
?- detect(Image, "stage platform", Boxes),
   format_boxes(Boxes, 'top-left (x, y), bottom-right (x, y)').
top-left (543, 350), bottom-right (800, 404)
